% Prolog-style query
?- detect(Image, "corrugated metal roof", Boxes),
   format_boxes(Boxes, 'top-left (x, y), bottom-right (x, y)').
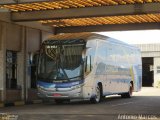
top-left (0, 0), bottom-right (160, 28)
top-left (0, 0), bottom-right (158, 12)
top-left (40, 14), bottom-right (160, 27)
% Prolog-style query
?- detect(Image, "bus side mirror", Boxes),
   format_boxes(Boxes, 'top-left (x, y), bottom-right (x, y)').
top-left (85, 56), bottom-right (92, 74)
top-left (29, 52), bottom-right (34, 65)
top-left (82, 49), bottom-right (86, 60)
top-left (82, 47), bottom-right (92, 59)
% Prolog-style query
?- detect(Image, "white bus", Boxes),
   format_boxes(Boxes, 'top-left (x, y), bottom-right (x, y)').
top-left (37, 33), bottom-right (142, 103)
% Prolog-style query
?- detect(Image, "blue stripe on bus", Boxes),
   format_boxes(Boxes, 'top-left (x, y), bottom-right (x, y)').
top-left (37, 80), bottom-right (83, 88)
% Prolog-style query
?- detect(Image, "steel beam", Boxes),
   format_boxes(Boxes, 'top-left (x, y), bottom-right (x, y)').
top-left (11, 3), bottom-right (160, 22)
top-left (0, 0), bottom-right (17, 4)
top-left (55, 23), bottom-right (160, 34)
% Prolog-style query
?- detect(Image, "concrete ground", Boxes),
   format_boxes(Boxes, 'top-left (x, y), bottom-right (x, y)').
top-left (0, 87), bottom-right (160, 120)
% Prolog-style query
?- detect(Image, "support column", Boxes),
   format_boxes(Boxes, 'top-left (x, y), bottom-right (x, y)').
top-left (17, 26), bottom-right (27, 101)
top-left (0, 22), bottom-right (7, 102)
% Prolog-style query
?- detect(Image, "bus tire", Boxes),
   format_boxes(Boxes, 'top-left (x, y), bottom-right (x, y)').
top-left (90, 85), bottom-right (101, 103)
top-left (121, 83), bottom-right (133, 98)
top-left (98, 83), bottom-right (105, 101)
top-left (126, 83), bottom-right (133, 98)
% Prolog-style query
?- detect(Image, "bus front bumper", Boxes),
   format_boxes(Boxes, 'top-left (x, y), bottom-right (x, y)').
top-left (37, 87), bottom-right (83, 100)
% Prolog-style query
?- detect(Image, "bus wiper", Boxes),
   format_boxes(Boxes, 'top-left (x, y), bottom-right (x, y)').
top-left (68, 76), bottom-right (83, 81)
top-left (59, 61), bottom-right (70, 82)
top-left (59, 46), bottom-right (71, 82)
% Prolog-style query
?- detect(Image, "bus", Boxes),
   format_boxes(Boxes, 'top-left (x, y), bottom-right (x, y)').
top-left (37, 33), bottom-right (142, 104)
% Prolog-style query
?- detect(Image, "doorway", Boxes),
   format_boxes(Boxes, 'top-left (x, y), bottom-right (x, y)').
top-left (142, 57), bottom-right (154, 87)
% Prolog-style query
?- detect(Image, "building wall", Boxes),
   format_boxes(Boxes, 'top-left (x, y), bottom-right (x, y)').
top-left (6, 23), bottom-right (22, 51)
top-left (135, 44), bottom-right (160, 88)
top-left (136, 44), bottom-right (160, 52)
top-left (154, 57), bottom-right (160, 88)
top-left (0, 20), bottom-right (53, 102)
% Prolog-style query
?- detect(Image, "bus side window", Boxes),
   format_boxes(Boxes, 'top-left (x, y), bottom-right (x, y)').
top-left (85, 55), bottom-right (92, 75)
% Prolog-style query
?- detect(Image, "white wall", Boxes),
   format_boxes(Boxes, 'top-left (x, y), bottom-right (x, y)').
top-left (154, 57), bottom-right (160, 88)
top-left (136, 44), bottom-right (160, 88)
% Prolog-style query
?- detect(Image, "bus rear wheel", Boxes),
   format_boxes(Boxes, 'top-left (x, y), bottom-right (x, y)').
top-left (121, 83), bottom-right (133, 98)
top-left (90, 85), bottom-right (101, 103)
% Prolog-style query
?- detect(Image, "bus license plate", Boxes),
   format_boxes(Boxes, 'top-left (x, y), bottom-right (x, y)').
top-left (53, 93), bottom-right (62, 97)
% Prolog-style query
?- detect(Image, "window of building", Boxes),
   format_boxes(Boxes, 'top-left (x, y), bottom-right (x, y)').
top-left (157, 66), bottom-right (160, 73)
top-left (6, 51), bottom-right (17, 89)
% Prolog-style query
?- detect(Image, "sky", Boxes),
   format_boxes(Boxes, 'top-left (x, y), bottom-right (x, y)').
top-left (98, 30), bottom-right (160, 45)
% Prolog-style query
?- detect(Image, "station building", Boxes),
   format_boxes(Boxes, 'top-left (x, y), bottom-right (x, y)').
top-left (0, 14), bottom-right (52, 103)
top-left (136, 44), bottom-right (160, 88)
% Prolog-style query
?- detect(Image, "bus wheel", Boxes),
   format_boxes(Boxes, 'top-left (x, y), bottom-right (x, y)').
top-left (90, 85), bottom-right (101, 103)
top-left (127, 83), bottom-right (133, 98)
top-left (121, 83), bottom-right (133, 98)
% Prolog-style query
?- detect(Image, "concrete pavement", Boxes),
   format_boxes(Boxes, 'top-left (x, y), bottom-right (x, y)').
top-left (0, 87), bottom-right (160, 120)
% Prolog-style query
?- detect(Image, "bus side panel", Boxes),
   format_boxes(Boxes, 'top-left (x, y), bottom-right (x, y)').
top-left (130, 49), bottom-right (142, 92)
top-left (132, 65), bottom-right (142, 92)
top-left (94, 40), bottom-right (113, 95)
top-left (108, 41), bottom-right (131, 94)
top-left (81, 67), bottom-right (97, 99)
top-left (82, 39), bottom-right (98, 99)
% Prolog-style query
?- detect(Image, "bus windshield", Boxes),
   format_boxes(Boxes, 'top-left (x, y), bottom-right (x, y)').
top-left (38, 43), bottom-right (84, 82)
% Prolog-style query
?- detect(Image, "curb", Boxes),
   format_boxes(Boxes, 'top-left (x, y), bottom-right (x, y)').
top-left (0, 100), bottom-right (42, 108)
top-left (26, 100), bottom-right (43, 104)
top-left (32, 100), bottom-right (42, 104)
top-left (5, 101), bottom-right (25, 107)
top-left (14, 101), bottom-right (25, 106)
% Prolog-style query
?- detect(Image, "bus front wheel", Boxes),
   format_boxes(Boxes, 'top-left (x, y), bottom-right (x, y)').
top-left (90, 85), bottom-right (101, 103)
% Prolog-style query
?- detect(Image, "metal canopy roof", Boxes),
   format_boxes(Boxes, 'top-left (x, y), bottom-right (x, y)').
top-left (40, 14), bottom-right (160, 27)
top-left (0, 0), bottom-right (160, 33)
top-left (0, 0), bottom-right (159, 12)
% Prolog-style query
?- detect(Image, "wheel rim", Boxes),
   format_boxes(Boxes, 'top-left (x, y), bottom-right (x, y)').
top-left (95, 87), bottom-right (100, 102)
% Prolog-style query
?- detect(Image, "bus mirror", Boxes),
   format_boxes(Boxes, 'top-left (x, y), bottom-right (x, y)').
top-left (29, 52), bottom-right (39, 65)
top-left (29, 52), bottom-right (35, 65)
top-left (85, 56), bottom-right (92, 74)
top-left (82, 49), bottom-right (86, 59)
top-left (82, 47), bottom-right (92, 59)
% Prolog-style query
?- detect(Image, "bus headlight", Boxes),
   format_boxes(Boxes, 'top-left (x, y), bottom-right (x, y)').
top-left (71, 84), bottom-right (83, 90)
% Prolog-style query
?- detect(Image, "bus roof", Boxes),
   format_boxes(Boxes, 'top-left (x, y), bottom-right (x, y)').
top-left (44, 32), bottom-right (138, 50)
top-left (46, 32), bottom-right (105, 41)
